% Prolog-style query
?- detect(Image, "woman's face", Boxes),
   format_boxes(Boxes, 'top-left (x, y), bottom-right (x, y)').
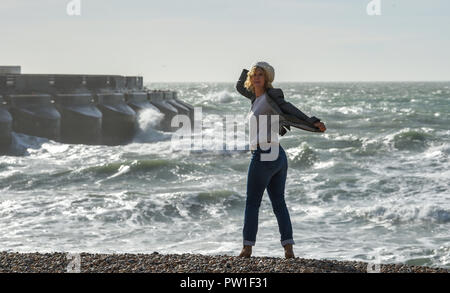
top-left (250, 68), bottom-right (265, 90)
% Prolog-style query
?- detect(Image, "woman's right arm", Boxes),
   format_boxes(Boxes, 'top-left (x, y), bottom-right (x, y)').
top-left (236, 69), bottom-right (254, 100)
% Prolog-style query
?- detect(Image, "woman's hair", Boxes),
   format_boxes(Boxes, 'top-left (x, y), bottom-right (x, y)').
top-left (244, 66), bottom-right (274, 94)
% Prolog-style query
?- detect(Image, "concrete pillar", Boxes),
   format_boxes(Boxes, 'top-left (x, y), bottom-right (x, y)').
top-left (126, 76), bottom-right (143, 90)
top-left (86, 75), bottom-right (127, 91)
top-left (173, 91), bottom-right (195, 118)
top-left (0, 95), bottom-right (13, 151)
top-left (53, 75), bottom-right (85, 91)
top-left (164, 91), bottom-right (193, 130)
top-left (126, 91), bottom-right (163, 131)
top-left (7, 94), bottom-right (61, 140)
top-left (111, 76), bottom-right (126, 91)
top-left (14, 75), bottom-right (52, 94)
top-left (94, 92), bottom-right (137, 145)
top-left (86, 76), bottom-right (111, 91)
top-left (147, 90), bottom-right (179, 131)
top-left (126, 76), bottom-right (138, 90)
top-left (0, 75), bottom-right (6, 95)
top-left (53, 93), bottom-right (102, 145)
top-left (125, 91), bottom-right (159, 113)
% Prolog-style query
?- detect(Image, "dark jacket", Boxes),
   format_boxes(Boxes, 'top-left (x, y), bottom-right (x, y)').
top-left (236, 68), bottom-right (321, 136)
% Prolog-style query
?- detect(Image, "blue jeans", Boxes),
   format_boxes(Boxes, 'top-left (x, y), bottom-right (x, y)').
top-left (243, 144), bottom-right (295, 247)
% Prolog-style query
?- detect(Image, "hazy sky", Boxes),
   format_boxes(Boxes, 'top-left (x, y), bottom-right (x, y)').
top-left (1, 0), bottom-right (449, 82)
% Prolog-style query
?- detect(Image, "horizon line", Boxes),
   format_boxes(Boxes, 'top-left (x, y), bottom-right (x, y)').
top-left (145, 80), bottom-right (450, 83)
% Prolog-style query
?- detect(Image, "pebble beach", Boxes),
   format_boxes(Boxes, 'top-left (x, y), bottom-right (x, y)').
top-left (0, 252), bottom-right (448, 273)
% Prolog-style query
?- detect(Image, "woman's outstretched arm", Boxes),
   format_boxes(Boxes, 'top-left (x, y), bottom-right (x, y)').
top-left (269, 88), bottom-right (326, 132)
top-left (270, 88), bottom-right (321, 124)
top-left (236, 69), bottom-right (254, 100)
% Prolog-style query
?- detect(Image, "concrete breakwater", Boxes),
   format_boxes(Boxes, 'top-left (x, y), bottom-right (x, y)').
top-left (0, 68), bottom-right (194, 151)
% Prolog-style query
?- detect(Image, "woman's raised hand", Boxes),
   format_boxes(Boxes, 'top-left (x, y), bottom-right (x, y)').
top-left (314, 122), bottom-right (326, 132)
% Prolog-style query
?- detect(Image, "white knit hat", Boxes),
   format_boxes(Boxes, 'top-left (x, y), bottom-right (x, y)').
top-left (251, 61), bottom-right (275, 83)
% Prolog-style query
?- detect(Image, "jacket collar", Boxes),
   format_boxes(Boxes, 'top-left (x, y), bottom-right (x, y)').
top-left (253, 88), bottom-right (284, 114)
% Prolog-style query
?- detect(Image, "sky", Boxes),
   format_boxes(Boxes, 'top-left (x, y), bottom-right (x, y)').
top-left (1, 0), bottom-right (449, 82)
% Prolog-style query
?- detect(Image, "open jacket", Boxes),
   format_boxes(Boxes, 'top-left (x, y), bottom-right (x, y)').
top-left (236, 68), bottom-right (321, 136)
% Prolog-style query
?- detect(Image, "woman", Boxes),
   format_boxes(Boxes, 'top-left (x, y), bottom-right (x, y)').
top-left (236, 61), bottom-right (326, 259)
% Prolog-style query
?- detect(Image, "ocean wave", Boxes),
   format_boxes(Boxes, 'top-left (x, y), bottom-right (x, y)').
top-left (80, 159), bottom-right (175, 176)
top-left (342, 204), bottom-right (450, 225)
top-left (385, 128), bottom-right (434, 151)
top-left (2, 82), bottom-right (449, 266)
top-left (5, 133), bottom-right (50, 156)
top-left (204, 90), bottom-right (239, 104)
top-left (353, 137), bottom-right (385, 156)
top-left (322, 133), bottom-right (364, 149)
top-left (127, 190), bottom-right (243, 225)
top-left (286, 143), bottom-right (318, 168)
top-left (133, 108), bottom-right (169, 143)
top-left (196, 190), bottom-right (238, 201)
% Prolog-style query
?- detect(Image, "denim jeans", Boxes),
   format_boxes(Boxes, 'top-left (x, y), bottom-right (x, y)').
top-left (243, 144), bottom-right (295, 247)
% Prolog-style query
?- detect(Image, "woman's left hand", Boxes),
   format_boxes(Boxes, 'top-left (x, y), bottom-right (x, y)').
top-left (314, 122), bottom-right (326, 132)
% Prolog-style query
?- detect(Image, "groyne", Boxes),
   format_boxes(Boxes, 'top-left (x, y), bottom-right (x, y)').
top-left (0, 66), bottom-right (194, 150)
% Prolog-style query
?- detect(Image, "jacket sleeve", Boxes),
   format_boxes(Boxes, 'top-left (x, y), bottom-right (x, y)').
top-left (235, 69), bottom-right (254, 100)
top-left (275, 89), bottom-right (321, 125)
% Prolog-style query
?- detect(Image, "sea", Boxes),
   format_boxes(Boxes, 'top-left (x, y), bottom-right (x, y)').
top-left (1, 81), bottom-right (449, 268)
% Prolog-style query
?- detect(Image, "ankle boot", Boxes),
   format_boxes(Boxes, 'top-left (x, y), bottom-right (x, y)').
top-left (284, 244), bottom-right (295, 259)
top-left (238, 245), bottom-right (252, 258)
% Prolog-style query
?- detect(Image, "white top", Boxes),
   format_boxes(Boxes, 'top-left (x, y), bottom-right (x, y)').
top-left (247, 92), bottom-right (279, 150)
